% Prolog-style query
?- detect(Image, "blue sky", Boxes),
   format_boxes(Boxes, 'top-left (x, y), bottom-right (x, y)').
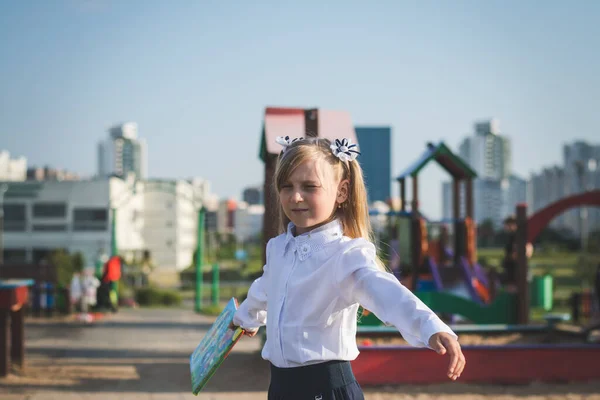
top-left (1, 0), bottom-right (599, 219)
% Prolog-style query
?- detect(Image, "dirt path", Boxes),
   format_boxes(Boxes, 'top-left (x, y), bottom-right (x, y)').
top-left (0, 309), bottom-right (598, 399)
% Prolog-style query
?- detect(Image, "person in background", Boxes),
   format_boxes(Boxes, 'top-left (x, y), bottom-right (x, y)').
top-left (81, 267), bottom-right (101, 314)
top-left (501, 215), bottom-right (518, 290)
top-left (102, 255), bottom-right (123, 312)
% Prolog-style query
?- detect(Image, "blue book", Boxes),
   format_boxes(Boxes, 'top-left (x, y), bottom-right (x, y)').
top-left (190, 298), bottom-right (245, 395)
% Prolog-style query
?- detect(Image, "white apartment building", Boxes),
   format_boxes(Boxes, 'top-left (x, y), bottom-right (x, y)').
top-left (1, 177), bottom-right (145, 266)
top-left (216, 199), bottom-right (236, 235)
top-left (2, 176), bottom-right (216, 272)
top-left (473, 179), bottom-right (504, 226)
top-left (98, 122), bottom-right (147, 179)
top-left (442, 175), bottom-right (526, 228)
top-left (529, 166), bottom-right (568, 230)
top-left (458, 119), bottom-right (511, 180)
top-left (562, 141), bottom-right (600, 236)
top-left (442, 119), bottom-right (524, 228)
top-left (529, 142), bottom-right (600, 235)
top-left (501, 175), bottom-right (528, 219)
top-left (234, 201), bottom-right (264, 244)
top-left (142, 179), bottom-right (204, 271)
top-left (0, 150), bottom-right (27, 181)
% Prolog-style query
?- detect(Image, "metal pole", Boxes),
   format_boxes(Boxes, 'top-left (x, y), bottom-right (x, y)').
top-left (581, 167), bottom-right (588, 252)
top-left (110, 207), bottom-right (118, 256)
top-left (575, 162), bottom-right (586, 251)
top-left (516, 203), bottom-right (529, 324)
top-left (95, 256), bottom-right (104, 280)
top-left (0, 184), bottom-right (7, 265)
top-left (195, 207), bottom-right (205, 313)
top-left (212, 263), bottom-right (219, 306)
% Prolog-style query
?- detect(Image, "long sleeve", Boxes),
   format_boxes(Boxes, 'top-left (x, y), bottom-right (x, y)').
top-left (337, 239), bottom-right (457, 348)
top-left (233, 241), bottom-right (271, 330)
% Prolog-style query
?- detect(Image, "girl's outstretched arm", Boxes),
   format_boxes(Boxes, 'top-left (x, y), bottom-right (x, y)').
top-left (337, 239), bottom-right (466, 379)
top-left (336, 238), bottom-right (457, 348)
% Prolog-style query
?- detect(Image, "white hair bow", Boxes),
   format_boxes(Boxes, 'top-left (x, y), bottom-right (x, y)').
top-left (330, 138), bottom-right (360, 162)
top-left (275, 136), bottom-right (304, 153)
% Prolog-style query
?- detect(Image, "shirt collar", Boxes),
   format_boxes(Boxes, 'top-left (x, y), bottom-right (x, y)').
top-left (283, 219), bottom-right (343, 257)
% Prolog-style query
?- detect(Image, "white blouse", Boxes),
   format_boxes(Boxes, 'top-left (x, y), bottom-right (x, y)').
top-left (233, 219), bottom-right (457, 368)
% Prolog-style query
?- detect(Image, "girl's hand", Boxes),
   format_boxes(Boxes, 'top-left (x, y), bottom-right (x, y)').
top-left (243, 328), bottom-right (258, 337)
top-left (228, 322), bottom-right (258, 337)
top-left (429, 332), bottom-right (466, 381)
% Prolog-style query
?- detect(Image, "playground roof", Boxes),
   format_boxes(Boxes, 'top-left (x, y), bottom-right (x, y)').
top-left (259, 107), bottom-right (358, 162)
top-left (396, 142), bottom-right (477, 180)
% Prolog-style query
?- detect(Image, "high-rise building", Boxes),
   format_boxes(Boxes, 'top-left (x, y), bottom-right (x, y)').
top-left (98, 122), bottom-right (147, 179)
top-left (458, 119), bottom-right (511, 180)
top-left (442, 181), bottom-right (466, 222)
top-left (0, 150), bottom-right (27, 181)
top-left (355, 127), bottom-right (392, 203)
top-left (234, 201), bottom-right (264, 243)
top-left (26, 166), bottom-right (80, 181)
top-left (528, 141), bottom-right (599, 236)
top-left (474, 179), bottom-right (504, 226)
top-left (142, 179), bottom-right (203, 271)
top-left (562, 141), bottom-right (600, 235)
top-left (217, 199), bottom-right (237, 235)
top-left (442, 119), bottom-right (522, 227)
top-left (442, 179), bottom-right (508, 227)
top-left (501, 175), bottom-right (528, 219)
top-left (529, 166), bottom-right (568, 230)
top-left (242, 186), bottom-right (263, 205)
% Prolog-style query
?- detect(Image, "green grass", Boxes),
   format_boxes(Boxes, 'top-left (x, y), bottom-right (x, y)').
top-left (477, 248), bottom-right (579, 268)
top-left (180, 248), bottom-right (595, 322)
top-left (477, 248), bottom-right (599, 314)
top-left (197, 305), bottom-right (224, 316)
top-left (244, 259), bottom-right (264, 276)
top-left (179, 284), bottom-right (249, 301)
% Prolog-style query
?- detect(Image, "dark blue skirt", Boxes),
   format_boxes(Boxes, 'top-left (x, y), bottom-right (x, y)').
top-left (268, 360), bottom-right (364, 400)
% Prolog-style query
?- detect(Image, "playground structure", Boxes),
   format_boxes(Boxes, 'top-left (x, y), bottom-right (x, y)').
top-left (360, 142), bottom-right (516, 325)
top-left (395, 142), bottom-right (478, 291)
top-left (362, 140), bottom-right (600, 327)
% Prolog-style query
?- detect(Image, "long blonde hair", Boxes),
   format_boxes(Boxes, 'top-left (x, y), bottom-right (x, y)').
top-left (273, 137), bottom-right (386, 270)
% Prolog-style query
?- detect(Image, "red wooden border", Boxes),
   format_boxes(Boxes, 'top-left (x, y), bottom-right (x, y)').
top-left (352, 345), bottom-right (600, 385)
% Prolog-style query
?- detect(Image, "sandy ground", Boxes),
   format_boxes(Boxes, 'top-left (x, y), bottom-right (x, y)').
top-left (0, 309), bottom-right (599, 400)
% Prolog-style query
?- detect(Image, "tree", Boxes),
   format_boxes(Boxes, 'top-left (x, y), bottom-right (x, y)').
top-left (477, 219), bottom-right (495, 248)
top-left (535, 227), bottom-right (580, 251)
top-left (49, 249), bottom-right (74, 287)
top-left (72, 252), bottom-right (85, 273)
top-left (588, 230), bottom-right (600, 254)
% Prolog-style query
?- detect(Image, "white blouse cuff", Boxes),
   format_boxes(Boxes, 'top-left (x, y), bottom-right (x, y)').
top-left (421, 319), bottom-right (458, 349)
top-left (233, 308), bottom-right (267, 331)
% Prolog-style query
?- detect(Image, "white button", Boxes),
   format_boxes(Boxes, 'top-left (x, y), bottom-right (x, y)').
top-left (301, 244), bottom-right (310, 253)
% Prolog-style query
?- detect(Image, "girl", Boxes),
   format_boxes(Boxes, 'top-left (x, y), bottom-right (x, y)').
top-left (233, 137), bottom-right (465, 399)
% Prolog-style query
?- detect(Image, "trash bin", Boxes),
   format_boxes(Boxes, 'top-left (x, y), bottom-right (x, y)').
top-left (531, 274), bottom-right (553, 311)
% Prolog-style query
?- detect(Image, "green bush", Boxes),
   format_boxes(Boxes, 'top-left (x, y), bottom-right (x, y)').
top-left (199, 305), bottom-right (224, 316)
top-left (162, 290), bottom-right (182, 306)
top-left (135, 287), bottom-right (182, 307)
